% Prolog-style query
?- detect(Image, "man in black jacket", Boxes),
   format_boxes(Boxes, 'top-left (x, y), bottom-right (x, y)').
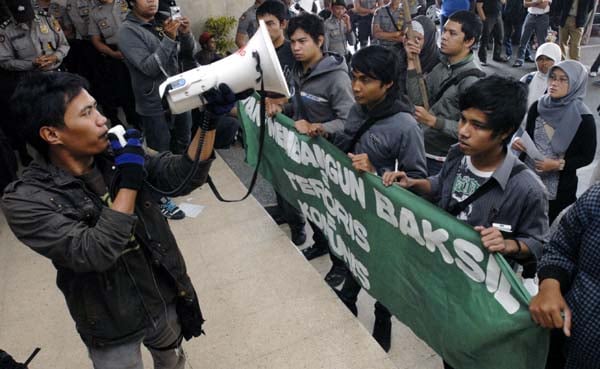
top-left (1, 72), bottom-right (235, 369)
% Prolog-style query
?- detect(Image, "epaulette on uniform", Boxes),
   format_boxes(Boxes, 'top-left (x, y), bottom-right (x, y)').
top-left (0, 18), bottom-right (12, 30)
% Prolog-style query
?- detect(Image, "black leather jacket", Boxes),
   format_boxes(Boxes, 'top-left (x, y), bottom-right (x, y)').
top-left (1, 151), bottom-right (213, 347)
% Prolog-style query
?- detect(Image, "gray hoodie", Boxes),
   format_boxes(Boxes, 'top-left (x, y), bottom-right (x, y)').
top-left (118, 12), bottom-right (196, 116)
top-left (288, 53), bottom-right (354, 135)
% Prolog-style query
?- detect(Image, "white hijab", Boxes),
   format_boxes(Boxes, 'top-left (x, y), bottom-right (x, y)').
top-left (524, 43), bottom-right (562, 109)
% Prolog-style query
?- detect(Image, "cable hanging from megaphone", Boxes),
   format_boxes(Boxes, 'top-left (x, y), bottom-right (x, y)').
top-left (159, 20), bottom-right (290, 115)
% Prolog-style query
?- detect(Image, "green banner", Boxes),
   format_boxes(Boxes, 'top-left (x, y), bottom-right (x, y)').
top-left (238, 95), bottom-right (549, 369)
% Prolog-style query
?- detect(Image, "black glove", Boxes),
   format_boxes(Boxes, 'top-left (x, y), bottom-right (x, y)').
top-left (108, 129), bottom-right (145, 191)
top-left (0, 350), bottom-right (27, 369)
top-left (203, 83), bottom-right (238, 116)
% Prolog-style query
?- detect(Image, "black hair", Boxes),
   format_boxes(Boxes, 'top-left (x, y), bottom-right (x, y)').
top-left (287, 12), bottom-right (324, 42)
top-left (459, 75), bottom-right (527, 146)
top-left (447, 10), bottom-right (482, 44)
top-left (256, 0), bottom-right (288, 23)
top-left (10, 72), bottom-right (89, 157)
top-left (351, 45), bottom-right (401, 97)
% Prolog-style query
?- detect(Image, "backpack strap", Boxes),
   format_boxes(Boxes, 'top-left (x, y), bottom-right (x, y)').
top-left (447, 162), bottom-right (527, 216)
top-left (433, 68), bottom-right (485, 103)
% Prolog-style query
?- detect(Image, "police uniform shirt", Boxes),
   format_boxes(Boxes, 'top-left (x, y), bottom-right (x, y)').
top-left (65, 0), bottom-right (94, 38)
top-left (88, 0), bottom-right (128, 45)
top-left (236, 3), bottom-right (259, 38)
top-left (359, 0), bottom-right (379, 11)
top-left (0, 14), bottom-right (69, 71)
top-left (324, 15), bottom-right (353, 56)
top-left (49, 1), bottom-right (70, 35)
top-left (372, 2), bottom-right (413, 48)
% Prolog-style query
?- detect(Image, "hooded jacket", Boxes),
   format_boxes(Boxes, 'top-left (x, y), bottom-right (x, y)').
top-left (333, 94), bottom-right (428, 178)
top-left (288, 53), bottom-right (354, 135)
top-left (406, 52), bottom-right (483, 157)
top-left (118, 11), bottom-right (196, 116)
top-left (1, 151), bottom-right (213, 347)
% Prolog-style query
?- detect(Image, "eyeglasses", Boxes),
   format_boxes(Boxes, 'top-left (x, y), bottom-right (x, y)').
top-left (548, 74), bottom-right (569, 84)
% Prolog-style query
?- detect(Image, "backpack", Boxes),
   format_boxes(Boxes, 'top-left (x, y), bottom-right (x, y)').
top-left (433, 68), bottom-right (486, 103)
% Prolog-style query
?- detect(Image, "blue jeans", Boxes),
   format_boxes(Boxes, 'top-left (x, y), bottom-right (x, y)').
top-left (88, 304), bottom-right (185, 369)
top-left (517, 13), bottom-right (549, 61)
top-left (141, 112), bottom-right (192, 154)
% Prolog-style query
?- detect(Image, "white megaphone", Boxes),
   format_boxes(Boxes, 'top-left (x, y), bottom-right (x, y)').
top-left (159, 20), bottom-right (290, 114)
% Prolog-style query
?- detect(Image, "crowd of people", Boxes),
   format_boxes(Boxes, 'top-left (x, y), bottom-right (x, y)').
top-left (0, 0), bottom-right (599, 368)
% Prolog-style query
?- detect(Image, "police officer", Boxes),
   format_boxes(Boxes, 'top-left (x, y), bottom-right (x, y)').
top-left (353, 0), bottom-right (381, 48)
top-left (0, 0), bottom-right (69, 166)
top-left (0, 0), bottom-right (69, 71)
top-left (53, 0), bottom-right (120, 124)
top-left (236, 0), bottom-right (265, 48)
top-left (324, 0), bottom-right (354, 60)
top-left (89, 0), bottom-right (140, 129)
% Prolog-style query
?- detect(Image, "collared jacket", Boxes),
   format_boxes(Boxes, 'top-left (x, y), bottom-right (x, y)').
top-left (1, 151), bottom-right (213, 347)
top-left (118, 12), bottom-right (196, 116)
top-left (406, 53), bottom-right (483, 157)
top-left (428, 145), bottom-right (549, 260)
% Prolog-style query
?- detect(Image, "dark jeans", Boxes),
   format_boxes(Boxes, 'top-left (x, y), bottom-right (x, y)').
top-left (140, 112), bottom-right (191, 154)
top-left (275, 192), bottom-right (306, 231)
top-left (99, 55), bottom-right (141, 130)
top-left (337, 271), bottom-right (391, 320)
top-left (357, 15), bottom-right (374, 47)
top-left (517, 13), bottom-right (549, 61)
top-left (503, 12), bottom-right (525, 57)
top-left (478, 14), bottom-right (504, 61)
top-left (591, 51), bottom-right (600, 72)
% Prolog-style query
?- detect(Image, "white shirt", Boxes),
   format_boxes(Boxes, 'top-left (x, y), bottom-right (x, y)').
top-left (528, 0), bottom-right (551, 15)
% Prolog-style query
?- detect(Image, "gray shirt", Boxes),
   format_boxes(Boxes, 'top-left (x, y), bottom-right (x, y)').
top-left (0, 16), bottom-right (69, 71)
top-left (372, 3), bottom-right (406, 48)
top-left (324, 15), bottom-right (355, 56)
top-left (236, 3), bottom-right (259, 38)
top-left (64, 0), bottom-right (94, 38)
top-left (88, 0), bottom-right (129, 45)
top-left (428, 145), bottom-right (549, 260)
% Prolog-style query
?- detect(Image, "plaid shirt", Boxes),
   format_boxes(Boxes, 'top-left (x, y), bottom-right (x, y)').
top-left (538, 184), bottom-right (600, 369)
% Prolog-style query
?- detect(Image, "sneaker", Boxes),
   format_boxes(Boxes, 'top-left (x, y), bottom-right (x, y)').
top-left (525, 55), bottom-right (535, 63)
top-left (372, 316), bottom-right (392, 352)
top-left (159, 197), bottom-right (186, 220)
top-left (512, 60), bottom-right (523, 68)
top-left (590, 71), bottom-right (598, 77)
top-left (493, 56), bottom-right (509, 63)
top-left (480, 60), bottom-right (488, 66)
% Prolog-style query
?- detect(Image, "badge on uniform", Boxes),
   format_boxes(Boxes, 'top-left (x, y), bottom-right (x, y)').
top-left (40, 22), bottom-right (49, 34)
top-left (99, 19), bottom-right (109, 29)
top-left (53, 18), bottom-right (61, 31)
top-left (0, 35), bottom-right (5, 43)
top-left (120, 0), bottom-right (129, 13)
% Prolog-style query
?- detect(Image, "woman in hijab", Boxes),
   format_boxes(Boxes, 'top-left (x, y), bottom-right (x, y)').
top-left (520, 42), bottom-right (562, 110)
top-left (414, 15), bottom-right (439, 74)
top-left (514, 60), bottom-right (597, 222)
